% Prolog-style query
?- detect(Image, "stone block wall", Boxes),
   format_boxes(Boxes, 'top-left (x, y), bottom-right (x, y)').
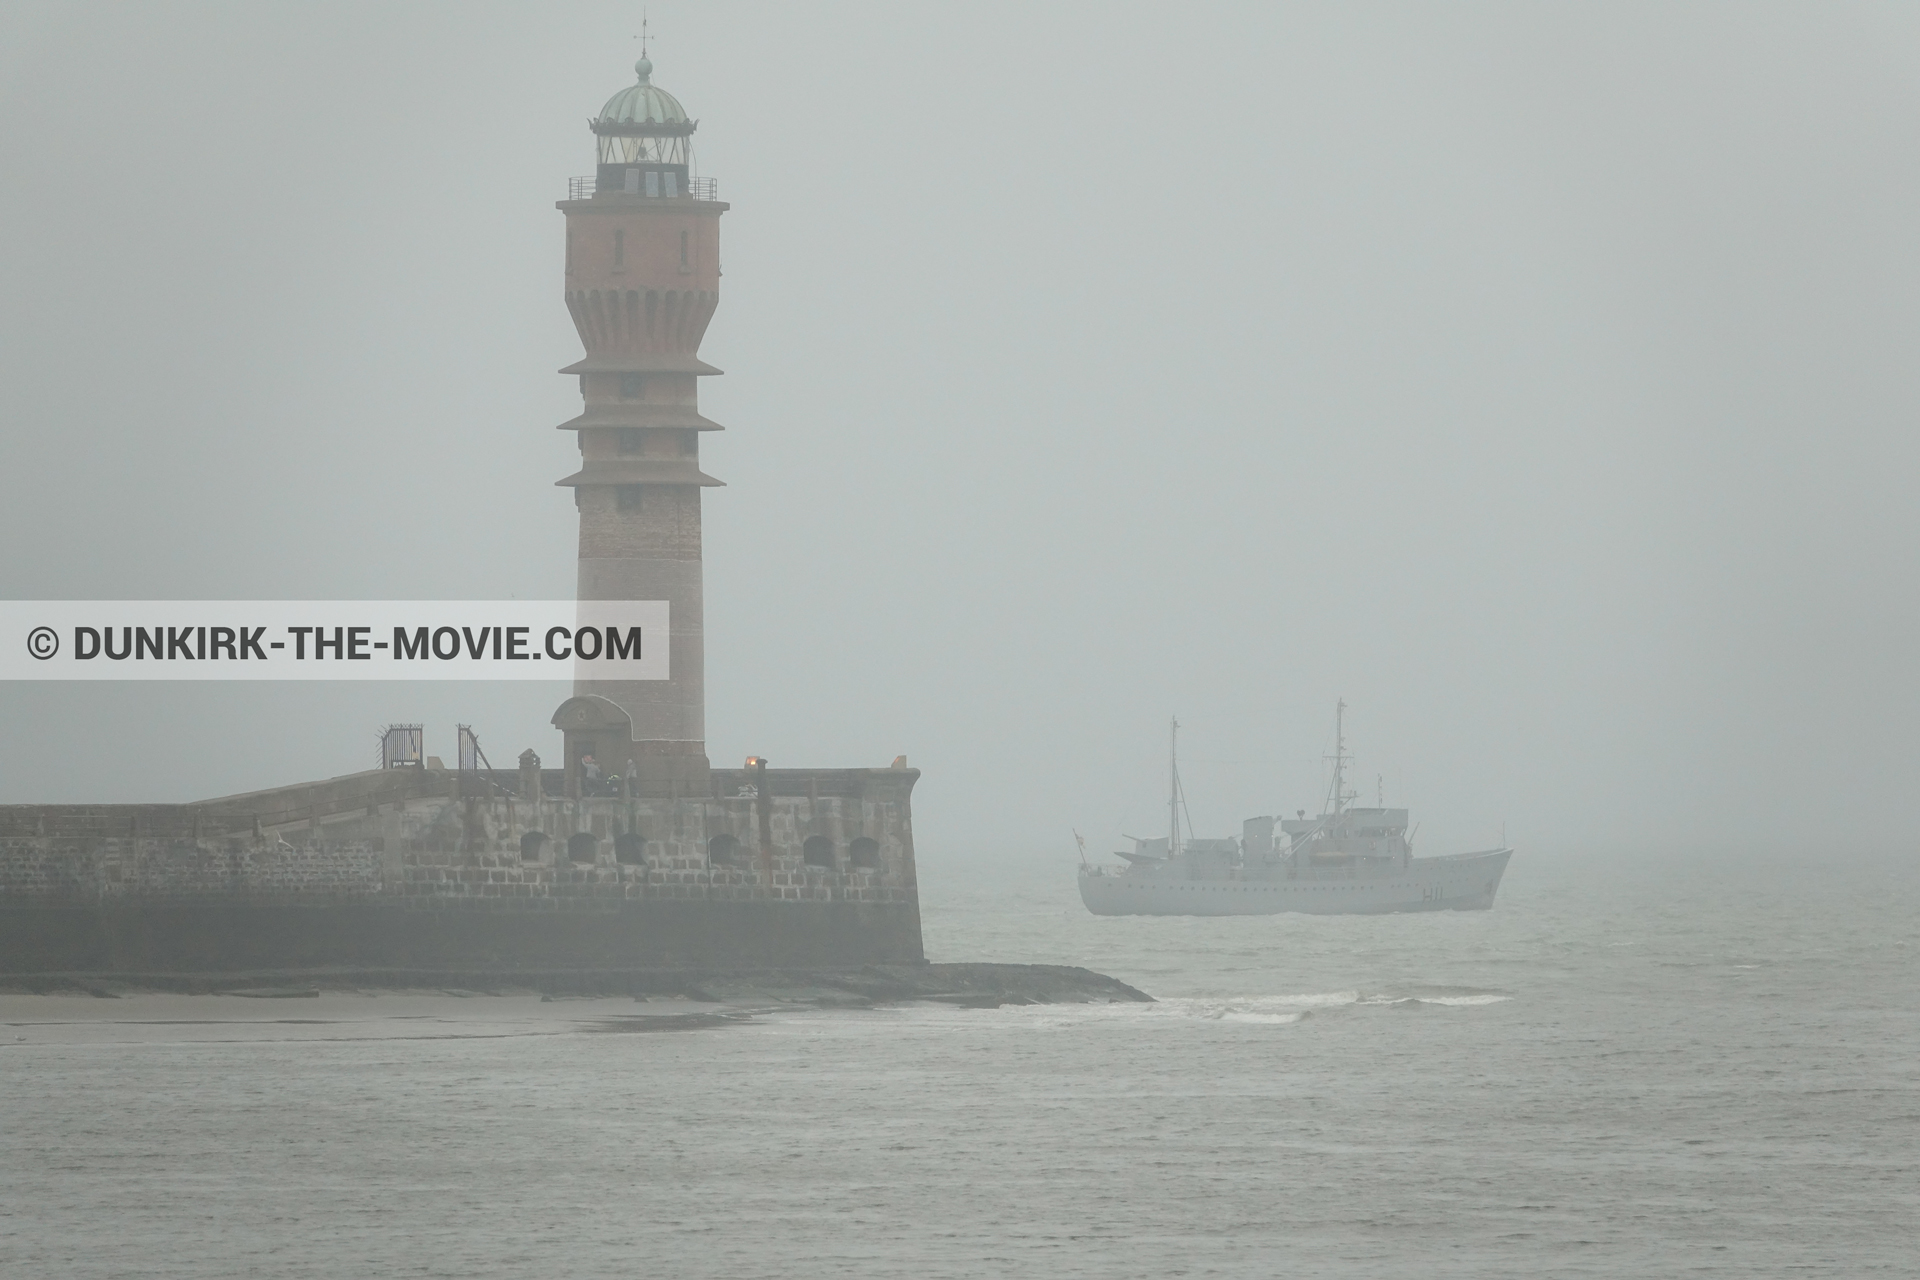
top-left (0, 837), bottom-right (383, 904)
top-left (0, 766), bottom-right (923, 972)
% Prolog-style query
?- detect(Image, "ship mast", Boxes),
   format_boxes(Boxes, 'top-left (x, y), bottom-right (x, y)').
top-left (1327, 698), bottom-right (1355, 817)
top-left (1168, 716), bottom-right (1182, 858)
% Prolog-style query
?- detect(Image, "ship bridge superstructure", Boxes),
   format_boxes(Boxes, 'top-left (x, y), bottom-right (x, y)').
top-left (1279, 807), bottom-right (1411, 870)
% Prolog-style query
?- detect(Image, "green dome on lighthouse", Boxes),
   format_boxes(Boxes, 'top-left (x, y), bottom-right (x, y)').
top-left (588, 55), bottom-right (698, 180)
top-left (596, 58), bottom-right (689, 126)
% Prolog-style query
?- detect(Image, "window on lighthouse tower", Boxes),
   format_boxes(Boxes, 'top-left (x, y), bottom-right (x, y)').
top-left (613, 229), bottom-right (625, 267)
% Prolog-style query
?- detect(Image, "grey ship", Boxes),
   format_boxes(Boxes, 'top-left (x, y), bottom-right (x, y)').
top-left (1078, 703), bottom-right (1511, 916)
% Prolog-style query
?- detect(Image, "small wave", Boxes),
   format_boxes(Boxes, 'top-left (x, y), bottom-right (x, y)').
top-left (1261, 989), bottom-right (1509, 1009)
top-left (873, 987), bottom-right (1505, 1031)
top-left (1052, 996), bottom-right (1319, 1025)
top-left (1347, 986), bottom-right (1511, 1008)
top-left (1175, 997), bottom-right (1317, 1022)
top-left (1268, 991), bottom-right (1362, 1009)
top-left (1347, 993), bottom-right (1511, 1008)
top-left (1073, 990), bottom-right (1508, 1020)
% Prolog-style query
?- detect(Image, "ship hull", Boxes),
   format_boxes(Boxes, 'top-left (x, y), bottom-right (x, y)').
top-left (1077, 849), bottom-right (1512, 917)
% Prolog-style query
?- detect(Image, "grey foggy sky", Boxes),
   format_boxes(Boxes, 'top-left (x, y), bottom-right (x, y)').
top-left (1, 2), bottom-right (1916, 860)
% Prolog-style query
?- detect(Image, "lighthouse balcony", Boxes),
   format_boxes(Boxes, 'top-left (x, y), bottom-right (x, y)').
top-left (572, 172), bottom-right (718, 201)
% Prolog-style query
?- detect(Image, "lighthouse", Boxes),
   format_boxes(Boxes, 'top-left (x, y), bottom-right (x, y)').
top-left (549, 55), bottom-right (726, 796)
top-left (0, 50), bottom-right (933, 977)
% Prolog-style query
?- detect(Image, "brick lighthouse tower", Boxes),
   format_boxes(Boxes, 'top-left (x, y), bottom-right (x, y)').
top-left (549, 54), bottom-right (725, 796)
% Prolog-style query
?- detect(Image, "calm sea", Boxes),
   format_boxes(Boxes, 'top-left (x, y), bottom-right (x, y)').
top-left (3, 850), bottom-right (1915, 1278)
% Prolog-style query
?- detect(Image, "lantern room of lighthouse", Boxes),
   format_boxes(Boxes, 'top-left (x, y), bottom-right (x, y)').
top-left (590, 54), bottom-right (697, 197)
